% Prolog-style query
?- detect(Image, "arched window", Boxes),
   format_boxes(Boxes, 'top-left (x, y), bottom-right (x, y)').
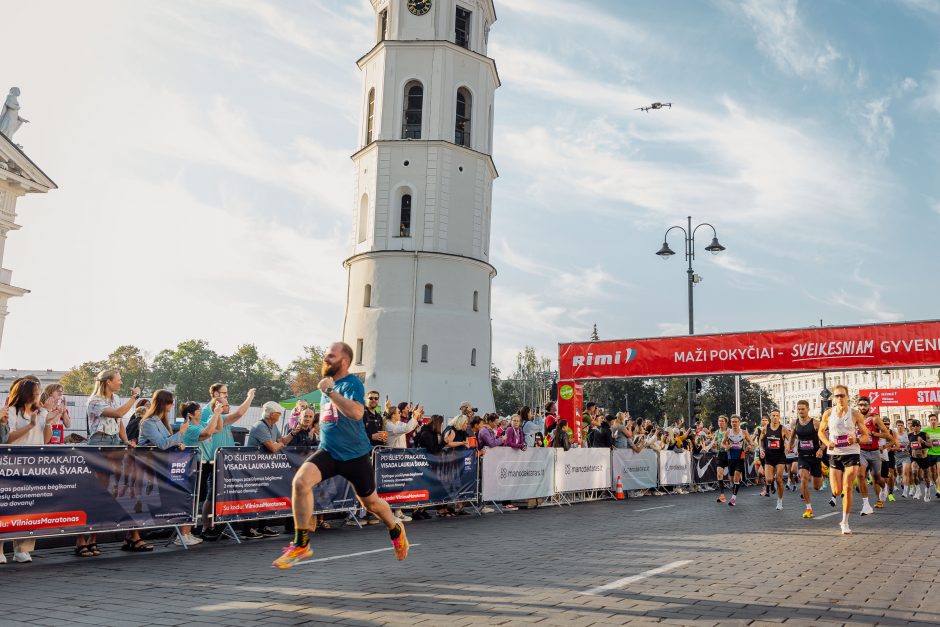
top-left (424, 283), bottom-right (433, 304)
top-left (399, 194), bottom-right (411, 237)
top-left (471, 348), bottom-right (477, 367)
top-left (472, 290), bottom-right (479, 311)
top-left (358, 193), bottom-right (369, 243)
top-left (402, 81), bottom-right (423, 139)
top-left (421, 344), bottom-right (429, 363)
top-left (455, 88), bottom-right (472, 147)
top-left (365, 88), bottom-right (375, 145)
top-left (363, 284), bottom-right (372, 307)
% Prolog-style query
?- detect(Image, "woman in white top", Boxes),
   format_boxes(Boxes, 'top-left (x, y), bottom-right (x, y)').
top-left (818, 383), bottom-right (871, 535)
top-left (384, 404), bottom-right (420, 449)
top-left (1, 377), bottom-right (53, 563)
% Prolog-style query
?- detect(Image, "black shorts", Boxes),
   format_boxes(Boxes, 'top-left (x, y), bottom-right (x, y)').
top-left (798, 457), bottom-right (823, 478)
top-left (829, 454), bottom-right (860, 471)
top-left (930, 455), bottom-right (940, 466)
top-left (914, 457), bottom-right (933, 471)
top-left (728, 458), bottom-right (746, 475)
top-left (880, 457), bottom-right (891, 478)
top-left (306, 449), bottom-right (376, 498)
top-left (764, 455), bottom-right (787, 468)
top-left (198, 460), bottom-right (214, 503)
top-left (717, 452), bottom-right (729, 470)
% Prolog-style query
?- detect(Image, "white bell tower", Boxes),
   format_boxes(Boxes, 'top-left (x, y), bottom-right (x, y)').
top-left (341, 0), bottom-right (499, 414)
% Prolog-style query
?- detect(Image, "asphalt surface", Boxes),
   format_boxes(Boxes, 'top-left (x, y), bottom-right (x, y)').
top-left (1, 484), bottom-right (938, 626)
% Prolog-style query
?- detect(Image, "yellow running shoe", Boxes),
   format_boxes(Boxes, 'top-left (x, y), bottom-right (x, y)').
top-left (874, 500), bottom-right (884, 509)
top-left (273, 543), bottom-right (313, 569)
top-left (391, 524), bottom-right (409, 561)
top-left (802, 509), bottom-right (814, 518)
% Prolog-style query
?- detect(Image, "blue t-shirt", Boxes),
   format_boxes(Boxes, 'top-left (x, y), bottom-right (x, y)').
top-left (181, 422), bottom-right (208, 455)
top-left (318, 374), bottom-right (369, 461)
top-left (200, 403), bottom-right (236, 461)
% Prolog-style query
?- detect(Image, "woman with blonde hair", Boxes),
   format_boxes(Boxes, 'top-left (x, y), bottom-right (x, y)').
top-left (87, 369), bottom-right (139, 446)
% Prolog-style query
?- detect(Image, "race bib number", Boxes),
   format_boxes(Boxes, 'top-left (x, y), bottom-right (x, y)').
top-left (320, 400), bottom-right (338, 423)
top-left (730, 442), bottom-right (742, 450)
top-left (932, 439), bottom-right (940, 447)
top-left (898, 443), bottom-right (907, 451)
top-left (834, 434), bottom-right (851, 447)
top-left (911, 441), bottom-right (922, 450)
top-left (799, 440), bottom-right (814, 450)
top-left (768, 440), bottom-right (780, 450)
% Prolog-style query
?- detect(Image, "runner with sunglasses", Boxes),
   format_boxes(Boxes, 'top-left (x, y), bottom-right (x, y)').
top-left (788, 400), bottom-right (822, 518)
top-left (818, 384), bottom-right (872, 534)
top-left (760, 410), bottom-right (790, 511)
top-left (722, 415), bottom-right (755, 507)
top-left (855, 396), bottom-right (894, 514)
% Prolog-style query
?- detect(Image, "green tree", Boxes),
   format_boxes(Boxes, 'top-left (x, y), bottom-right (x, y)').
top-left (150, 339), bottom-right (228, 405)
top-left (286, 345), bottom-right (326, 396)
top-left (700, 375), bottom-right (777, 429)
top-left (583, 378), bottom-right (664, 421)
top-left (660, 378), bottom-right (690, 427)
top-left (60, 360), bottom-right (105, 395)
top-left (225, 344), bottom-right (290, 404)
top-left (105, 345), bottom-right (150, 391)
top-left (590, 323), bottom-right (600, 341)
top-left (491, 365), bottom-right (523, 415)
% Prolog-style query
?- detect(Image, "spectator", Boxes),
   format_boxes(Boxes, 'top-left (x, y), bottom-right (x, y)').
top-left (443, 414), bottom-right (471, 450)
top-left (520, 406), bottom-right (543, 448)
top-left (287, 399), bottom-right (309, 431)
top-left (477, 414), bottom-right (502, 449)
top-left (544, 401), bottom-right (557, 436)
top-left (414, 415), bottom-right (447, 519)
top-left (178, 400), bottom-right (222, 541)
top-left (496, 417), bottom-right (508, 438)
top-left (363, 390), bottom-right (387, 446)
top-left (137, 390), bottom-right (204, 546)
top-left (468, 415), bottom-right (483, 452)
top-left (385, 404), bottom-right (420, 449)
top-left (289, 408), bottom-right (319, 447)
top-left (452, 401), bottom-right (476, 428)
top-left (552, 419), bottom-right (571, 451)
top-left (0, 404), bottom-right (8, 444)
top-left (1, 377), bottom-right (52, 563)
top-left (502, 414), bottom-right (526, 451)
top-left (40, 383), bottom-right (70, 445)
top-left (242, 401), bottom-right (292, 539)
top-left (591, 415), bottom-right (614, 449)
top-left (87, 369), bottom-right (139, 446)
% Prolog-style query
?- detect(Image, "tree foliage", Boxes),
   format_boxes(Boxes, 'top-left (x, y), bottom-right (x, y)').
top-left (286, 345), bottom-right (326, 396)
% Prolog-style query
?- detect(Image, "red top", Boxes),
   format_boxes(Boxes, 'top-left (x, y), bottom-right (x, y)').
top-left (859, 415), bottom-right (880, 451)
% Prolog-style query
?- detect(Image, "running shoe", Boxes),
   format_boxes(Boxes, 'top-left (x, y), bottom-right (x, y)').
top-left (874, 500), bottom-right (884, 509)
top-left (887, 494), bottom-right (896, 502)
top-left (391, 524), bottom-right (409, 561)
top-left (860, 501), bottom-right (874, 516)
top-left (717, 494), bottom-right (726, 503)
top-left (729, 496), bottom-right (736, 506)
top-left (776, 500), bottom-right (783, 511)
top-left (802, 509), bottom-right (814, 518)
top-left (828, 495), bottom-right (837, 507)
top-left (840, 522), bottom-right (852, 535)
top-left (259, 526), bottom-right (280, 537)
top-left (914, 486), bottom-right (922, 500)
top-left (925, 492), bottom-right (932, 503)
top-left (272, 544), bottom-right (313, 569)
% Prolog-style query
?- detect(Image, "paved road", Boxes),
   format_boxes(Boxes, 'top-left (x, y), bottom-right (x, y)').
top-left (2, 486), bottom-right (939, 626)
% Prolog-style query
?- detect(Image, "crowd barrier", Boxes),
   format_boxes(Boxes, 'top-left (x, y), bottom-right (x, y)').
top-left (1, 443), bottom-right (761, 540)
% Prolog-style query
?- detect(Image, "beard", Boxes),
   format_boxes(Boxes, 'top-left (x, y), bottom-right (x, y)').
top-left (321, 361), bottom-right (340, 378)
top-left (859, 407), bottom-right (869, 415)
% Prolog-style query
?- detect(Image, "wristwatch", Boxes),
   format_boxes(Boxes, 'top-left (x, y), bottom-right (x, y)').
top-left (325, 387), bottom-right (335, 395)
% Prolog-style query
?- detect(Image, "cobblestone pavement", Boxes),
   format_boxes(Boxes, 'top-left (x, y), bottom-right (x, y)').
top-left (1, 486), bottom-right (938, 626)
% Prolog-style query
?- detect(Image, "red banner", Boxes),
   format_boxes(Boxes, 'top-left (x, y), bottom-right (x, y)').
top-left (559, 320), bottom-right (940, 380)
top-left (556, 380), bottom-right (584, 445)
top-left (859, 388), bottom-right (940, 407)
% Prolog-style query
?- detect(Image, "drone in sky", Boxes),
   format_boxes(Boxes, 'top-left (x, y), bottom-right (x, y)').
top-left (635, 102), bottom-right (672, 112)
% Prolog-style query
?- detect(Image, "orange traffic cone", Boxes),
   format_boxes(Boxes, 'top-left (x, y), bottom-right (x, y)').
top-left (615, 475), bottom-right (625, 500)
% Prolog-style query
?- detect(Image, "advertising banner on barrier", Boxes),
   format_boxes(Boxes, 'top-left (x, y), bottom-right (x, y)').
top-left (745, 453), bottom-right (758, 481)
top-left (860, 388), bottom-right (940, 407)
top-left (213, 447), bottom-right (356, 522)
top-left (559, 320), bottom-right (940, 380)
top-left (611, 448), bottom-right (658, 490)
top-left (375, 448), bottom-right (478, 506)
top-left (658, 450), bottom-right (692, 486)
top-left (481, 447), bottom-right (554, 501)
top-left (0, 446), bottom-right (197, 540)
top-left (692, 453), bottom-right (718, 484)
top-left (554, 448), bottom-right (611, 492)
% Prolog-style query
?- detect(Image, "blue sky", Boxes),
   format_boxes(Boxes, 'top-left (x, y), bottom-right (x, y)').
top-left (2, 0), bottom-right (939, 374)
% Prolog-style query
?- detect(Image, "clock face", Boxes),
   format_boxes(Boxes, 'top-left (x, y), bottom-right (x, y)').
top-left (408, 0), bottom-right (432, 16)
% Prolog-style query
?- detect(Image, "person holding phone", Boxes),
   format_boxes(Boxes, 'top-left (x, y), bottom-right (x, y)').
top-left (40, 384), bottom-right (70, 444)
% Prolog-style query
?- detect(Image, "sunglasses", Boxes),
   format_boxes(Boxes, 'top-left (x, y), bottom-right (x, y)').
top-left (832, 394), bottom-right (847, 398)
top-left (367, 396), bottom-right (379, 401)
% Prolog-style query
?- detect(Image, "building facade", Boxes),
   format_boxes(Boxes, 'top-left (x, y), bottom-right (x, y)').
top-left (749, 367), bottom-right (940, 423)
top-left (341, 0), bottom-right (499, 414)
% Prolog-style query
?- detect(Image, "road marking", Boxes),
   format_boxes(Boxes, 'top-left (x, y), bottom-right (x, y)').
top-left (634, 505), bottom-right (675, 512)
top-left (814, 512), bottom-right (840, 519)
top-left (291, 544), bottom-right (420, 566)
top-left (581, 560), bottom-right (693, 596)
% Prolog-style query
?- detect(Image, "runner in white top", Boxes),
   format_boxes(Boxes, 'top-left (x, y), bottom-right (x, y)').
top-left (818, 384), bottom-right (872, 535)
top-left (722, 415), bottom-right (755, 507)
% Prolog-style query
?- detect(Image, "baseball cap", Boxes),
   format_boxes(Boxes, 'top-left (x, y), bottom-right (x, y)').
top-left (262, 401), bottom-right (284, 418)
top-left (460, 401), bottom-right (477, 412)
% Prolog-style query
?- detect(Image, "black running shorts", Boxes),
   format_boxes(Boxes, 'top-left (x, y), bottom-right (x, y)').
top-left (306, 449), bottom-right (376, 498)
top-left (829, 454), bottom-right (860, 471)
top-left (914, 457), bottom-right (933, 471)
top-left (717, 452), bottom-right (729, 470)
top-left (798, 457), bottom-right (823, 478)
top-left (880, 457), bottom-right (891, 478)
top-left (728, 458), bottom-right (746, 475)
top-left (764, 455), bottom-right (787, 468)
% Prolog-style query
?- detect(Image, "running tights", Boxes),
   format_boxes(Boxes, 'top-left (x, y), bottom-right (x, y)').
top-left (732, 482), bottom-right (740, 495)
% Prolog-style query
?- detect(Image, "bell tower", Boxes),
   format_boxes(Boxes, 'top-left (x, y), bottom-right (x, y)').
top-left (341, 0), bottom-right (499, 414)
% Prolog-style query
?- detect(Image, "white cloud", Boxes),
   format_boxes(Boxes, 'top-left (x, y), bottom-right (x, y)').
top-left (860, 97), bottom-right (895, 161)
top-left (897, 0), bottom-right (940, 16)
top-left (914, 70), bottom-right (940, 114)
top-left (814, 267), bottom-right (903, 323)
top-left (736, 0), bottom-right (843, 80)
top-left (500, 0), bottom-right (650, 41)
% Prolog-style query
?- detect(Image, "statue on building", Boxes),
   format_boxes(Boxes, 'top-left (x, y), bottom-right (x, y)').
top-left (0, 87), bottom-right (28, 140)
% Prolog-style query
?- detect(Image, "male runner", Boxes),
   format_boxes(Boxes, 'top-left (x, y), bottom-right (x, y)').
top-left (908, 419), bottom-right (930, 500)
top-left (755, 417), bottom-right (768, 496)
top-left (893, 419), bottom-right (912, 497)
top-left (273, 342), bottom-right (408, 568)
top-left (788, 400), bottom-right (822, 518)
top-left (925, 414), bottom-right (940, 499)
top-left (785, 435), bottom-right (799, 492)
top-left (818, 384), bottom-right (872, 534)
top-left (855, 396), bottom-right (894, 513)
top-left (760, 410), bottom-right (790, 510)
top-left (881, 416), bottom-right (897, 502)
top-left (722, 415), bottom-right (755, 507)
top-left (714, 415), bottom-right (730, 503)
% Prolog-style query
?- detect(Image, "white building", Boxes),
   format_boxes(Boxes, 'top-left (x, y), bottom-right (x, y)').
top-left (0, 368), bottom-right (68, 394)
top-left (749, 368), bottom-right (940, 423)
top-left (341, 0), bottom-right (499, 414)
top-left (0, 108), bottom-right (57, 349)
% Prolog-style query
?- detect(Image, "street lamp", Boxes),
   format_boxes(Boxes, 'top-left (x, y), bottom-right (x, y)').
top-left (656, 216), bottom-right (726, 425)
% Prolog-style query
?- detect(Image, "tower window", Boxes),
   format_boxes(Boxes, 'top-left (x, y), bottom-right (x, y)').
top-left (399, 194), bottom-right (412, 237)
top-left (424, 283), bottom-right (433, 304)
top-left (472, 290), bottom-right (479, 311)
top-left (471, 348), bottom-right (477, 367)
top-left (455, 88), bottom-right (471, 147)
top-left (455, 6), bottom-right (471, 49)
top-left (402, 81), bottom-right (423, 139)
top-left (379, 9), bottom-right (388, 43)
top-left (356, 339), bottom-right (364, 365)
top-left (365, 88), bottom-right (375, 145)
top-left (363, 284), bottom-right (372, 307)
top-left (421, 344), bottom-right (429, 363)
